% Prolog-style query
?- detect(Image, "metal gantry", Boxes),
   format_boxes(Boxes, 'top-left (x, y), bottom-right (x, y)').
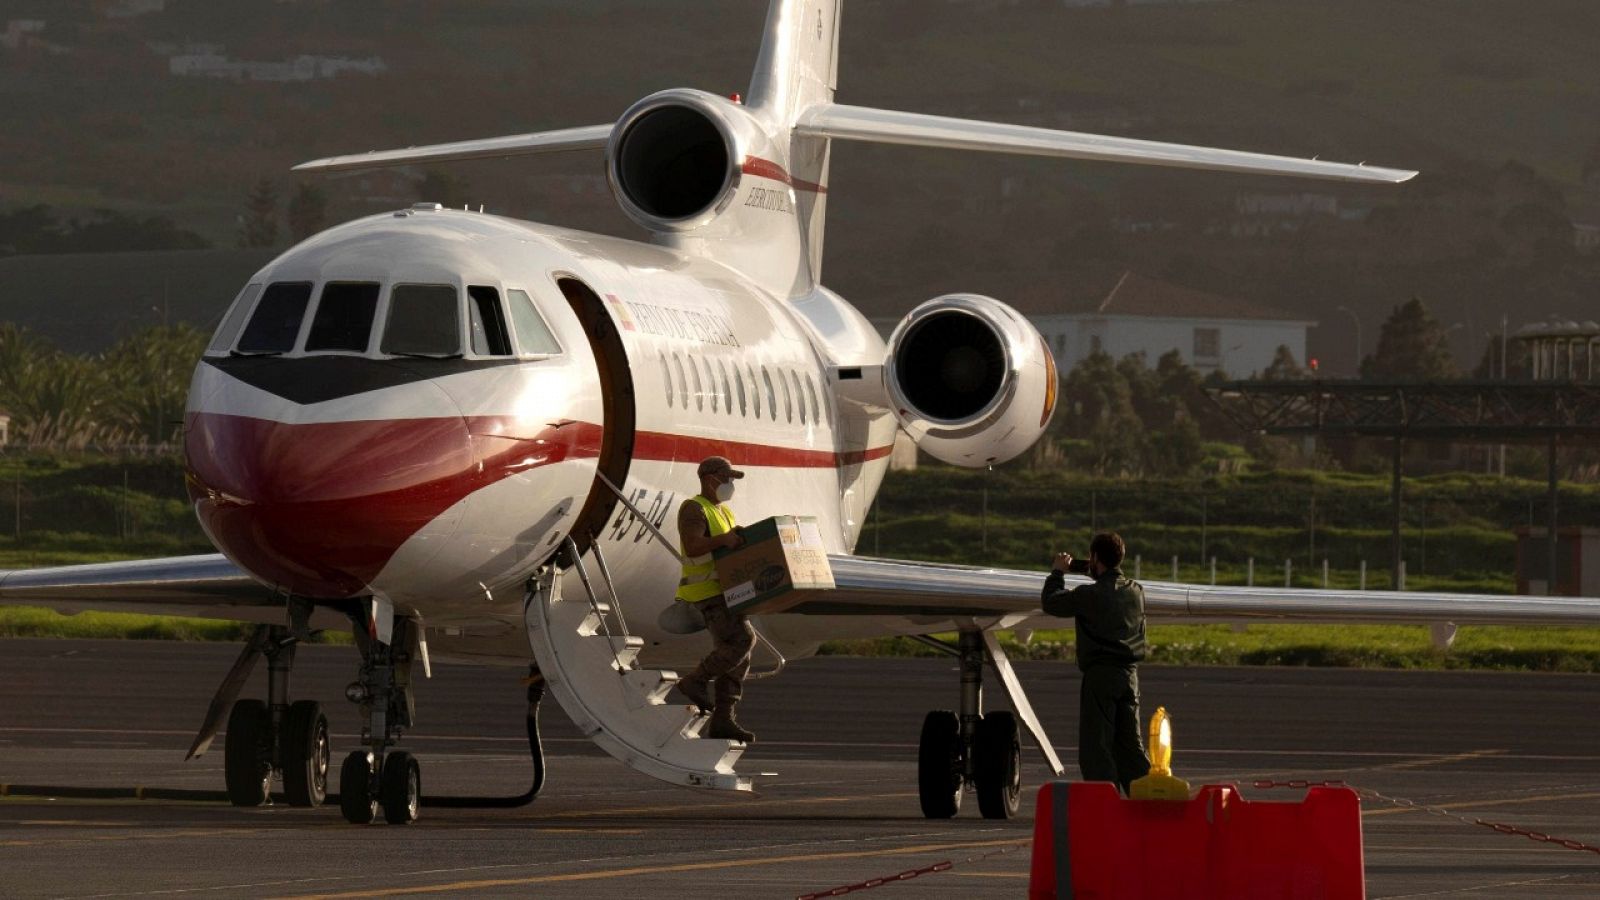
top-left (1207, 380), bottom-right (1600, 595)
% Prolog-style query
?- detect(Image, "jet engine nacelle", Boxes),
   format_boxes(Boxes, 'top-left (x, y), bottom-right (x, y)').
top-left (884, 294), bottom-right (1059, 467)
top-left (606, 88), bottom-right (782, 236)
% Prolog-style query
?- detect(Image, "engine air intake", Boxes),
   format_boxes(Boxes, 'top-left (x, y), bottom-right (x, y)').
top-left (895, 311), bottom-right (1007, 422)
top-left (614, 105), bottom-right (730, 221)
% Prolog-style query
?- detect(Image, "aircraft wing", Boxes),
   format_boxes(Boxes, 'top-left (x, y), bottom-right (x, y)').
top-left (732, 554), bottom-right (1600, 626)
top-left (795, 103), bottom-right (1417, 184)
top-left (292, 124), bottom-right (614, 174)
top-left (0, 555), bottom-right (306, 625)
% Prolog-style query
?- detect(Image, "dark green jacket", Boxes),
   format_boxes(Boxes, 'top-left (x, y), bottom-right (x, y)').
top-left (1041, 568), bottom-right (1148, 671)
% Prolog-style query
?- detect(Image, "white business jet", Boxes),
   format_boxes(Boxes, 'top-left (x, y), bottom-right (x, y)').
top-left (4, 0), bottom-right (1594, 827)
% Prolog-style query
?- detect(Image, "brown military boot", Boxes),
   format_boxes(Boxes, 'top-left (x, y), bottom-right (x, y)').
top-left (676, 674), bottom-right (713, 712)
top-left (706, 704), bottom-right (755, 743)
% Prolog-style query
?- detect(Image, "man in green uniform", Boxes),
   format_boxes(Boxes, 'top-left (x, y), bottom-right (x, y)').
top-left (673, 455), bottom-right (756, 742)
top-left (1041, 532), bottom-right (1151, 794)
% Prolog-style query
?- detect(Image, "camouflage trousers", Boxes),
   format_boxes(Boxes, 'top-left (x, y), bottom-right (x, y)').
top-left (689, 594), bottom-right (755, 705)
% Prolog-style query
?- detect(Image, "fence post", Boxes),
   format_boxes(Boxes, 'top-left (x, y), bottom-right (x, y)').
top-left (1284, 558), bottom-right (1293, 587)
top-left (1322, 559), bottom-right (1329, 589)
top-left (1247, 557), bottom-right (1254, 587)
top-left (1398, 560), bottom-right (1407, 591)
top-left (1134, 554), bottom-right (1141, 580)
top-left (1359, 559), bottom-right (1367, 591)
top-left (1209, 556), bottom-right (1216, 586)
top-left (1171, 555), bottom-right (1179, 582)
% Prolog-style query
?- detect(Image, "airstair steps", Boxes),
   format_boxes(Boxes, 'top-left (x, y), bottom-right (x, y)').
top-left (523, 550), bottom-right (752, 792)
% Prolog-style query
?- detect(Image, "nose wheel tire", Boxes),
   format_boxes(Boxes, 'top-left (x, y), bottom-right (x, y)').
top-left (917, 710), bottom-right (963, 819)
top-left (339, 751), bottom-right (379, 825)
top-left (381, 751), bottom-right (422, 825)
top-left (224, 700), bottom-right (272, 807)
top-left (280, 701), bottom-right (330, 807)
top-left (973, 710), bottom-right (1022, 819)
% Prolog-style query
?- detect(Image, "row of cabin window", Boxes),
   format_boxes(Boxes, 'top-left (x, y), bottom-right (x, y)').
top-left (209, 281), bottom-right (562, 358)
top-left (660, 351), bottom-right (831, 427)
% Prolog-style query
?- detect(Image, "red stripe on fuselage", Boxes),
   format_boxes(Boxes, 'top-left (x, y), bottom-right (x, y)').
top-left (184, 412), bottom-right (603, 597)
top-left (184, 412), bottom-right (889, 597)
top-left (741, 157), bottom-right (828, 194)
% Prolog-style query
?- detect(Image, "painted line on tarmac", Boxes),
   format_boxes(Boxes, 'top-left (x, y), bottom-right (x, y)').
top-left (541, 791), bottom-right (917, 819)
top-left (270, 837), bottom-right (1028, 899)
top-left (1364, 790), bottom-right (1600, 818)
top-left (1368, 749), bottom-right (1508, 771)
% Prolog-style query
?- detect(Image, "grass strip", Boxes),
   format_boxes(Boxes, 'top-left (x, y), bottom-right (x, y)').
top-left (819, 624), bottom-right (1600, 673)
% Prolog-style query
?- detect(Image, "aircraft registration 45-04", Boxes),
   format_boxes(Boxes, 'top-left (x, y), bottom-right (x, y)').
top-left (4, 0), bottom-right (1593, 829)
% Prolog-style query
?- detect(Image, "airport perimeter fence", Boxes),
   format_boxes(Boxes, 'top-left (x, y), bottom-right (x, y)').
top-left (0, 448), bottom-right (206, 556)
top-left (868, 467), bottom-right (1600, 593)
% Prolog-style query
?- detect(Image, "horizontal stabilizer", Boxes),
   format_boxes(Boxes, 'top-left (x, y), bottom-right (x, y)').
top-left (293, 124), bottom-right (614, 174)
top-left (795, 104), bottom-right (1416, 184)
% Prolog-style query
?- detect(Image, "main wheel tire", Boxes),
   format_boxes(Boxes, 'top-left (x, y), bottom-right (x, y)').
top-left (974, 710), bottom-right (1022, 820)
top-left (339, 751), bottom-right (378, 825)
top-left (280, 700), bottom-right (330, 808)
top-left (917, 710), bottom-right (963, 819)
top-left (380, 751), bottom-right (421, 825)
top-left (223, 699), bottom-right (272, 807)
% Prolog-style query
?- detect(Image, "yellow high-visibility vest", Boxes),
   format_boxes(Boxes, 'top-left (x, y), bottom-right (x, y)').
top-left (676, 495), bottom-right (736, 603)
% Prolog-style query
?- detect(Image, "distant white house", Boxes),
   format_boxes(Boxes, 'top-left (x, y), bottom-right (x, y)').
top-left (1027, 271), bottom-right (1314, 377)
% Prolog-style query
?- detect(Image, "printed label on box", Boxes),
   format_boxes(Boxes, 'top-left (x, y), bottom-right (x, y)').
top-left (724, 580), bottom-right (756, 605)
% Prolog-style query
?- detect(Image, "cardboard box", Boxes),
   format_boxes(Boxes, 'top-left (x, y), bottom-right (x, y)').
top-left (714, 515), bottom-right (835, 615)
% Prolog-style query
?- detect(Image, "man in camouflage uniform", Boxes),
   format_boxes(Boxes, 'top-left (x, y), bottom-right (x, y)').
top-left (1042, 531), bottom-right (1151, 794)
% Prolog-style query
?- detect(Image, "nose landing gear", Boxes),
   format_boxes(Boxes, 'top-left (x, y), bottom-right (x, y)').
top-left (338, 605), bottom-right (421, 825)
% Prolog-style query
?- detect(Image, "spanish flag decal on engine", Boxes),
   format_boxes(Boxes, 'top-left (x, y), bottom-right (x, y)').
top-left (1040, 335), bottom-right (1058, 427)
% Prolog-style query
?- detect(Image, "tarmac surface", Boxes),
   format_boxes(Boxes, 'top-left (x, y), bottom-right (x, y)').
top-left (1, 638), bottom-right (1599, 898)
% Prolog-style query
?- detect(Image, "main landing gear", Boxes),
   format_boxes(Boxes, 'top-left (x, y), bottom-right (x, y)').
top-left (338, 607), bottom-right (422, 825)
top-left (186, 619), bottom-right (331, 811)
top-left (915, 629), bottom-right (1062, 820)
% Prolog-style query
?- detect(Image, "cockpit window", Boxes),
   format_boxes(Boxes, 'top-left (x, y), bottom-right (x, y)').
top-left (467, 286), bottom-right (514, 357)
top-left (236, 282), bottom-right (313, 354)
top-left (382, 284), bottom-right (461, 357)
top-left (206, 283), bottom-right (261, 356)
top-left (506, 289), bottom-right (561, 356)
top-left (306, 282), bottom-right (380, 352)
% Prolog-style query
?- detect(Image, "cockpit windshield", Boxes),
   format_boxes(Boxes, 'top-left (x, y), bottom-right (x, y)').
top-left (306, 282), bottom-right (380, 352)
top-left (382, 284), bottom-right (461, 357)
top-left (236, 282), bottom-right (313, 354)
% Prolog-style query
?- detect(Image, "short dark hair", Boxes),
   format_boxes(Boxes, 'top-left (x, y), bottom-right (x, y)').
top-left (1090, 532), bottom-right (1125, 569)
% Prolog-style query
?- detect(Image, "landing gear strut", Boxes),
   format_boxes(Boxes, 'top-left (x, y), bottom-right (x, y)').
top-left (916, 629), bottom-right (1049, 820)
top-left (216, 622), bottom-right (330, 809)
top-left (338, 606), bottom-right (421, 825)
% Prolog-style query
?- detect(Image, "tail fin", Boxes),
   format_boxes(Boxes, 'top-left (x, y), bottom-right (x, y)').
top-left (748, 0), bottom-right (841, 281)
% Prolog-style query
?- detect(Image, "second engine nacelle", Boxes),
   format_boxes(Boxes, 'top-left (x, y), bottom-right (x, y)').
top-left (883, 294), bottom-right (1058, 467)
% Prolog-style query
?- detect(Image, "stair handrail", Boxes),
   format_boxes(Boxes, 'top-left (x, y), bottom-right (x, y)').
top-left (746, 619), bottom-right (787, 681)
top-left (593, 471), bottom-right (687, 566)
top-left (563, 537), bottom-right (630, 675)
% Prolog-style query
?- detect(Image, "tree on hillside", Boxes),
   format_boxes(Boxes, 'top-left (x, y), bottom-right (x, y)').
top-left (1261, 345), bottom-right (1305, 381)
top-left (103, 325), bottom-right (209, 445)
top-left (1360, 297), bottom-right (1456, 380)
top-left (0, 327), bottom-right (113, 448)
top-left (287, 183), bottom-right (328, 242)
top-left (238, 178), bottom-right (279, 248)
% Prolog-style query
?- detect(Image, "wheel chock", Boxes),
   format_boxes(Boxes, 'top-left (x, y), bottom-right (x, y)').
top-left (1027, 781), bottom-right (1364, 899)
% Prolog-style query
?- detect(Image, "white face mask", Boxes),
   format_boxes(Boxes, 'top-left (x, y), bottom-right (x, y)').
top-left (715, 480), bottom-right (736, 502)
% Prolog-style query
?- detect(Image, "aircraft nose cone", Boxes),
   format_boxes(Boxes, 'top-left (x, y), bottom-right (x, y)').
top-left (184, 409), bottom-right (474, 598)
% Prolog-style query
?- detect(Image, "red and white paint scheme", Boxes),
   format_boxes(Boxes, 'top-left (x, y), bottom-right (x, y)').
top-left (26, 1), bottom-right (1568, 828)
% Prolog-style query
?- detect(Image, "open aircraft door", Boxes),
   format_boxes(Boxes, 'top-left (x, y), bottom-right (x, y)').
top-left (557, 277), bottom-right (636, 556)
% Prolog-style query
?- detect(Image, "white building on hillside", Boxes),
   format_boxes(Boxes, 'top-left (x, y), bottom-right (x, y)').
top-left (1029, 271), bottom-right (1314, 377)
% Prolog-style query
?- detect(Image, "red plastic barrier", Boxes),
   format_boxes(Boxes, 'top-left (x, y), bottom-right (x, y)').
top-left (1028, 782), bottom-right (1363, 899)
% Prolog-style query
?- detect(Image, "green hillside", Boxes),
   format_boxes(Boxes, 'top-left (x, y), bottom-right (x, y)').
top-left (3, 0), bottom-right (1600, 367)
